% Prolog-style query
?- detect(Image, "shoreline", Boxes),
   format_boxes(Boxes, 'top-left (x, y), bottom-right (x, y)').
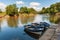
top-left (39, 24), bottom-right (60, 40)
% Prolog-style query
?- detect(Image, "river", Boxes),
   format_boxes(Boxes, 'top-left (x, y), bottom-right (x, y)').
top-left (0, 14), bottom-right (51, 40)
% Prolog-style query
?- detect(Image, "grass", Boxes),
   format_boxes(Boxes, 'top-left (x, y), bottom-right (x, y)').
top-left (19, 13), bottom-right (36, 17)
top-left (0, 12), bottom-right (6, 16)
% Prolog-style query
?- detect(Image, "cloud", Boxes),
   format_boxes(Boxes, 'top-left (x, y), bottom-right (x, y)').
top-left (0, 2), bottom-right (6, 11)
top-left (28, 6), bottom-right (41, 11)
top-left (16, 1), bottom-right (24, 5)
top-left (30, 2), bottom-right (40, 7)
top-left (29, 2), bottom-right (41, 11)
top-left (31, 7), bottom-right (42, 11)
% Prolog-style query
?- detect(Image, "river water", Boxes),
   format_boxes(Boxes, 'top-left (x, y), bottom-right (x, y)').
top-left (0, 14), bottom-right (51, 40)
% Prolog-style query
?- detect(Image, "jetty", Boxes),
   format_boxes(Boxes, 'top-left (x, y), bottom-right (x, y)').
top-left (39, 24), bottom-right (60, 40)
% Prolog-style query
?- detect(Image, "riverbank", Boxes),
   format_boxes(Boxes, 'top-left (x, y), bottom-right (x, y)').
top-left (0, 12), bottom-right (6, 18)
top-left (39, 24), bottom-right (58, 40)
top-left (0, 13), bottom-right (36, 17)
top-left (51, 23), bottom-right (60, 40)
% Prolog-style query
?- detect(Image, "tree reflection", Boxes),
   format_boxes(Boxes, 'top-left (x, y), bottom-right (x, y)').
top-left (49, 15), bottom-right (60, 24)
top-left (24, 29), bottom-right (41, 39)
top-left (20, 14), bottom-right (35, 24)
top-left (7, 17), bottom-right (18, 27)
top-left (0, 18), bottom-right (3, 32)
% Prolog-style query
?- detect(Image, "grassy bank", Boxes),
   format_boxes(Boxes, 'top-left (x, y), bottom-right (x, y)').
top-left (0, 12), bottom-right (6, 16)
top-left (19, 13), bottom-right (36, 17)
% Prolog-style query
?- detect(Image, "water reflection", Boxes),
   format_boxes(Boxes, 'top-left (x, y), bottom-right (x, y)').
top-left (49, 15), bottom-right (60, 24)
top-left (0, 14), bottom-right (51, 40)
top-left (24, 29), bottom-right (41, 39)
top-left (20, 14), bottom-right (35, 24)
top-left (7, 17), bottom-right (18, 27)
top-left (0, 18), bottom-right (4, 32)
top-left (33, 14), bottom-right (50, 24)
top-left (0, 18), bottom-right (2, 32)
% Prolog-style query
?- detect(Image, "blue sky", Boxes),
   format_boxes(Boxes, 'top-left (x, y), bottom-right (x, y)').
top-left (0, 0), bottom-right (60, 11)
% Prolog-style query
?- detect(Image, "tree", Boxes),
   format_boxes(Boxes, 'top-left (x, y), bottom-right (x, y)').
top-left (45, 8), bottom-right (50, 13)
top-left (28, 8), bottom-right (37, 14)
top-left (49, 3), bottom-right (59, 15)
top-left (38, 7), bottom-right (46, 14)
top-left (19, 7), bottom-right (37, 14)
top-left (56, 2), bottom-right (60, 12)
top-left (6, 4), bottom-right (18, 16)
top-left (39, 2), bottom-right (60, 15)
top-left (20, 7), bottom-right (28, 13)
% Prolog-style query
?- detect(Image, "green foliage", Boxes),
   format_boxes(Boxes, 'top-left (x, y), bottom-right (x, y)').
top-left (6, 4), bottom-right (18, 16)
top-left (38, 7), bottom-right (46, 14)
top-left (39, 2), bottom-right (60, 15)
top-left (38, 2), bottom-right (60, 24)
top-left (28, 8), bottom-right (37, 14)
top-left (19, 7), bottom-right (37, 14)
top-left (20, 7), bottom-right (28, 13)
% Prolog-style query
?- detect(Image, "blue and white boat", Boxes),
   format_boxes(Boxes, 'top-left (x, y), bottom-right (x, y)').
top-left (24, 22), bottom-right (50, 33)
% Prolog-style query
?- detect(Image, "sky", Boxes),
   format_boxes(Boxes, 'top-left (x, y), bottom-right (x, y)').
top-left (0, 0), bottom-right (60, 11)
